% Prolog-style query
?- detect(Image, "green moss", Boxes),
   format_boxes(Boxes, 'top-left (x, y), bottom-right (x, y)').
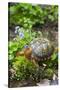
top-left (43, 68), bottom-right (54, 79)
top-left (10, 56), bottom-right (38, 81)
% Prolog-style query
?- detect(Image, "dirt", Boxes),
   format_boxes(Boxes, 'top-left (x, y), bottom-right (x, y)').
top-left (9, 79), bottom-right (37, 88)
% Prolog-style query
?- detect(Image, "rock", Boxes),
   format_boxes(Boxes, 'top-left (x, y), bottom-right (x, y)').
top-left (9, 80), bottom-right (37, 87)
top-left (50, 79), bottom-right (58, 85)
top-left (50, 74), bottom-right (58, 85)
top-left (37, 79), bottom-right (50, 86)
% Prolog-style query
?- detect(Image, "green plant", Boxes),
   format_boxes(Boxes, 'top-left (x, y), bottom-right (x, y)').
top-left (8, 41), bottom-right (19, 67)
top-left (10, 56), bottom-right (38, 81)
top-left (36, 51), bottom-right (58, 79)
top-left (40, 51), bottom-right (58, 69)
top-left (43, 68), bottom-right (53, 79)
top-left (9, 3), bottom-right (58, 29)
top-left (8, 27), bottom-right (33, 62)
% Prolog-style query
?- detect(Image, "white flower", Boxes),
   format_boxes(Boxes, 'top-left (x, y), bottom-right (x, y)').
top-left (15, 26), bottom-right (21, 34)
top-left (15, 26), bottom-right (20, 30)
top-left (15, 30), bottom-right (18, 34)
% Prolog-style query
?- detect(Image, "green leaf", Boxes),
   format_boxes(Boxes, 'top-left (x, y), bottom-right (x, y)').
top-left (48, 15), bottom-right (54, 21)
top-left (51, 53), bottom-right (57, 60)
top-left (8, 55), bottom-right (14, 60)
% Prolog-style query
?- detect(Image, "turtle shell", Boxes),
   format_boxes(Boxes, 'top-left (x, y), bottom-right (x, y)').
top-left (30, 38), bottom-right (53, 61)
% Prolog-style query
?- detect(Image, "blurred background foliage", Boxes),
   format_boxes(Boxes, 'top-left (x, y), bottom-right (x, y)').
top-left (9, 3), bottom-right (58, 30)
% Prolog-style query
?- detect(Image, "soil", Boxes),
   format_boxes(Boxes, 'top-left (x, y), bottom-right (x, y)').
top-left (9, 79), bottom-right (37, 88)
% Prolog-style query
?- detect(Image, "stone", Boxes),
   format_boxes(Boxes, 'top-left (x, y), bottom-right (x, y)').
top-left (37, 79), bottom-right (50, 86)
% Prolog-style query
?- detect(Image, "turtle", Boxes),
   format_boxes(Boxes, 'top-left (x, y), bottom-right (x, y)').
top-left (30, 38), bottom-right (54, 61)
top-left (16, 38), bottom-right (54, 61)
